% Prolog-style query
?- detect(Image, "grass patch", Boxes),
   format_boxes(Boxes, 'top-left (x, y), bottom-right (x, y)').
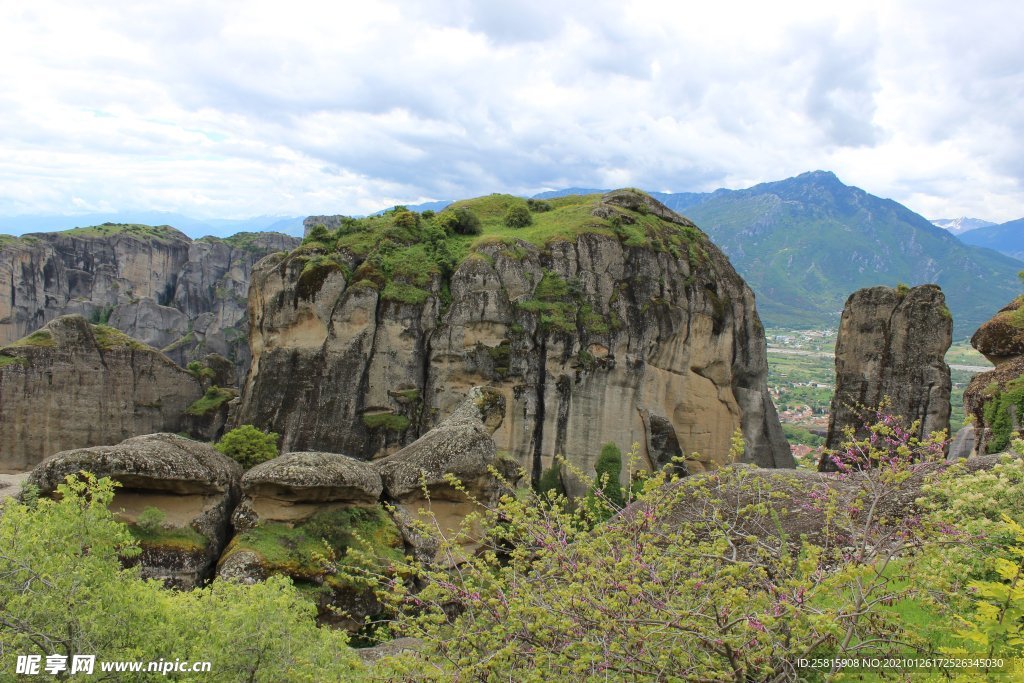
top-left (222, 507), bottom-right (405, 583)
top-left (8, 329), bottom-right (55, 348)
top-left (128, 523), bottom-right (208, 553)
top-left (60, 223), bottom-right (184, 243)
top-left (381, 281), bottom-right (431, 305)
top-left (186, 386), bottom-right (237, 416)
top-left (92, 324), bottom-right (148, 351)
top-left (362, 412), bottom-right (411, 432)
top-left (0, 353), bottom-right (27, 369)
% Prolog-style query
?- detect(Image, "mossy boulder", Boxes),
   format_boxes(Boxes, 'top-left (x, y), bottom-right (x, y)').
top-left (971, 296), bottom-right (1024, 365)
top-left (28, 433), bottom-right (242, 588)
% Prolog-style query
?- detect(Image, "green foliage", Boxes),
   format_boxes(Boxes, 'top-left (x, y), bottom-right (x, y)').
top-left (526, 198), bottom-right (552, 212)
top-left (187, 385), bottom-right (237, 416)
top-left (593, 441), bottom-right (624, 507)
top-left (216, 424), bottom-right (279, 469)
top-left (89, 304), bottom-right (114, 325)
top-left (92, 324), bottom-right (147, 350)
top-left (0, 474), bottom-right (366, 681)
top-left (381, 281), bottom-right (431, 305)
top-left (8, 329), bottom-right (55, 348)
top-left (0, 353), bottom-right (27, 369)
top-left (504, 204), bottom-right (533, 229)
top-left (782, 423), bottom-right (824, 447)
top-left (436, 207), bottom-right (482, 235)
top-left (981, 377), bottom-right (1024, 452)
top-left (60, 223), bottom-right (182, 243)
top-left (537, 461), bottom-right (565, 496)
top-left (362, 412), bottom-right (410, 431)
top-left (136, 506), bottom-right (166, 533)
top-left (186, 359), bottom-right (217, 382)
top-left (303, 223), bottom-right (331, 244)
top-left (223, 507), bottom-right (404, 590)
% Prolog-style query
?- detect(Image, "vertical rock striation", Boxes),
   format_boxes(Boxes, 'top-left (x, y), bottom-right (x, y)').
top-left (237, 191), bottom-right (792, 494)
top-left (822, 285), bottom-right (952, 468)
top-left (0, 226), bottom-right (297, 384)
top-left (0, 315), bottom-right (203, 472)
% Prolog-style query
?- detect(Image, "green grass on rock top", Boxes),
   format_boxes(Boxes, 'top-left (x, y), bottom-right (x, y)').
top-left (297, 190), bottom-right (709, 307)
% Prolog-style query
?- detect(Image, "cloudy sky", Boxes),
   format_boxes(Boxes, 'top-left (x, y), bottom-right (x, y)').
top-left (1, 0), bottom-right (1022, 223)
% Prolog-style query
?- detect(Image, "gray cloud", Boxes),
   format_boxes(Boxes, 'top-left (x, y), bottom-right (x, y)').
top-left (0, 1), bottom-right (1022, 222)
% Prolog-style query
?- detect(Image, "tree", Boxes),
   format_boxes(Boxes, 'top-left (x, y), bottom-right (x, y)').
top-left (435, 207), bottom-right (481, 235)
top-left (504, 205), bottom-right (532, 229)
top-left (0, 474), bottom-right (366, 681)
top-left (593, 441), bottom-right (624, 507)
top-left (216, 425), bottom-right (279, 469)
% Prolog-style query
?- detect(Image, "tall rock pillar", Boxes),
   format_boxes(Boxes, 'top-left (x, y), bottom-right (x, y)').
top-left (821, 285), bottom-right (951, 469)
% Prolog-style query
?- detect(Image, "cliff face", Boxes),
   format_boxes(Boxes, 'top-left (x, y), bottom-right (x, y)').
top-left (237, 191), bottom-right (792, 493)
top-left (0, 315), bottom-right (203, 472)
top-left (0, 226), bottom-right (298, 384)
top-left (822, 285), bottom-right (952, 466)
top-left (964, 296), bottom-right (1024, 454)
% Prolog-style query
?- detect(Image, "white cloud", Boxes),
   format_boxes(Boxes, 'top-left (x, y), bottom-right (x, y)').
top-left (0, 0), bottom-right (1021, 225)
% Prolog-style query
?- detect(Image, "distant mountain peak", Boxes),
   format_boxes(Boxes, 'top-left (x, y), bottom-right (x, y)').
top-left (930, 217), bottom-right (996, 235)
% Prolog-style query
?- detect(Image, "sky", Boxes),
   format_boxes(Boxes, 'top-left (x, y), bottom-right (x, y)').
top-left (0, 0), bottom-right (1022, 224)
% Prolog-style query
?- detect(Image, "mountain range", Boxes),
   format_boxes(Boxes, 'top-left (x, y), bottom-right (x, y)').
top-left (0, 212), bottom-right (305, 238)
top-left (2, 172), bottom-right (1019, 338)
top-left (956, 218), bottom-right (1024, 261)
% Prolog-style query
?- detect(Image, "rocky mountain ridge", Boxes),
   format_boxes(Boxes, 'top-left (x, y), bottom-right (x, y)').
top-left (0, 225), bottom-right (298, 383)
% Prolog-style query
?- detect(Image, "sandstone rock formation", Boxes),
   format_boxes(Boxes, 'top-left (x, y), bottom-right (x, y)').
top-left (0, 225), bottom-right (297, 384)
top-left (27, 433), bottom-right (242, 588)
top-left (219, 451), bottom-right (401, 630)
top-left (238, 191), bottom-right (793, 495)
top-left (218, 387), bottom-right (517, 627)
top-left (822, 285), bottom-right (952, 469)
top-left (0, 315), bottom-right (204, 472)
top-left (375, 386), bottom-right (519, 556)
top-left (964, 296), bottom-right (1024, 454)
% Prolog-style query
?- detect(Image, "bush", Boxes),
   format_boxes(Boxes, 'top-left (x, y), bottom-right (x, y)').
top-left (537, 462), bottom-right (564, 496)
top-left (504, 205), bottom-right (533, 229)
top-left (136, 506), bottom-right (166, 533)
top-left (436, 207), bottom-right (481, 236)
top-left (526, 198), bottom-right (552, 212)
top-left (594, 442), bottom-right (624, 507)
top-left (215, 424), bottom-right (279, 469)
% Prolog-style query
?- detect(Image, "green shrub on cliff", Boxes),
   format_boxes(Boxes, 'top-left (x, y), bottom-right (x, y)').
top-left (216, 424), bottom-right (279, 468)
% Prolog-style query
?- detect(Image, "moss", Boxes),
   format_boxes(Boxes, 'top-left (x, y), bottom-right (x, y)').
top-left (388, 388), bottom-right (421, 403)
top-left (128, 523), bottom-right (208, 553)
top-left (223, 507), bottom-right (404, 582)
top-left (362, 412), bottom-right (411, 432)
top-left (381, 281), bottom-right (431, 305)
top-left (8, 329), bottom-right (56, 348)
top-left (0, 353), bottom-right (27, 369)
top-left (579, 305), bottom-right (611, 335)
top-left (162, 330), bottom-right (195, 354)
top-left (297, 255), bottom-right (342, 301)
top-left (577, 348), bottom-right (596, 371)
top-left (92, 325), bottom-right (147, 350)
top-left (186, 386), bottom-right (237, 416)
top-left (485, 341), bottom-right (512, 378)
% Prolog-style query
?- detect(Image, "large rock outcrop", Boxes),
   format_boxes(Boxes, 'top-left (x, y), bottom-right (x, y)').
top-left (964, 296), bottom-right (1024, 454)
top-left (0, 315), bottom-right (203, 472)
top-left (27, 433), bottom-right (242, 588)
top-left (0, 225), bottom-right (297, 384)
top-left (237, 191), bottom-right (793, 494)
top-left (219, 451), bottom-right (402, 630)
top-left (821, 285), bottom-right (951, 468)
